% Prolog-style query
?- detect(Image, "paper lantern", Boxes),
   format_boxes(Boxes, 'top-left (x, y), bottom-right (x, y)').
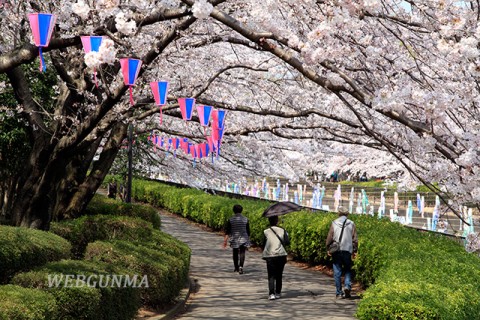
top-left (196, 105), bottom-right (213, 135)
top-left (206, 135), bottom-right (215, 163)
top-left (81, 36), bottom-right (104, 86)
top-left (81, 36), bottom-right (104, 53)
top-left (192, 144), bottom-right (198, 158)
top-left (211, 121), bottom-right (225, 157)
top-left (180, 138), bottom-right (189, 154)
top-left (178, 98), bottom-right (195, 121)
top-left (150, 81), bottom-right (170, 124)
top-left (171, 138), bottom-right (180, 157)
top-left (199, 143), bottom-right (209, 158)
top-left (196, 105), bottom-right (213, 126)
top-left (211, 108), bottom-right (227, 129)
top-left (206, 135), bottom-right (215, 152)
top-left (120, 58), bottom-right (142, 105)
top-left (28, 13), bottom-right (56, 72)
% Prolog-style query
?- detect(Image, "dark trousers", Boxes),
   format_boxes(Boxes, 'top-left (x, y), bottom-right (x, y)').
top-left (232, 245), bottom-right (246, 271)
top-left (266, 256), bottom-right (287, 295)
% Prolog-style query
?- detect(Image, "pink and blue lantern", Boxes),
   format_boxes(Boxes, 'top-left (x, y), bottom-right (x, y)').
top-left (171, 138), bottom-right (180, 157)
top-left (81, 36), bottom-right (104, 53)
top-left (120, 58), bottom-right (142, 105)
top-left (196, 105), bottom-right (213, 126)
top-left (178, 98), bottom-right (195, 122)
top-left (150, 81), bottom-right (170, 125)
top-left (212, 124), bottom-right (225, 144)
top-left (206, 136), bottom-right (215, 163)
top-left (28, 13), bottom-right (56, 72)
top-left (212, 109), bottom-right (227, 129)
top-left (199, 143), bottom-right (209, 158)
top-left (211, 108), bottom-right (227, 157)
top-left (211, 121), bottom-right (225, 158)
top-left (81, 36), bottom-right (104, 86)
top-left (194, 144), bottom-right (201, 159)
top-left (196, 105), bottom-right (213, 135)
top-left (187, 143), bottom-right (194, 156)
top-left (173, 138), bottom-right (180, 150)
top-left (180, 138), bottom-right (189, 154)
top-left (206, 136), bottom-right (215, 152)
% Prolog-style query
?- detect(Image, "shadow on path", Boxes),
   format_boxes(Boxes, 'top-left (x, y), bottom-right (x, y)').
top-left (159, 211), bottom-right (358, 320)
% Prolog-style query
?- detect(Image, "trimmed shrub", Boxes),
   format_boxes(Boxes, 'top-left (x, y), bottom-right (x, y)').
top-left (12, 259), bottom-right (141, 320)
top-left (353, 216), bottom-right (480, 320)
top-left (0, 285), bottom-right (58, 320)
top-left (0, 225), bottom-right (71, 284)
top-left (85, 234), bottom-right (190, 307)
top-left (84, 194), bottom-right (160, 229)
top-left (147, 229), bottom-right (192, 263)
top-left (50, 215), bottom-right (154, 258)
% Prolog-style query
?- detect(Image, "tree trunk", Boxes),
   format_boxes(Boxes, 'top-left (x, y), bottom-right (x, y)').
top-left (52, 122), bottom-right (128, 220)
top-left (6, 66), bottom-right (128, 230)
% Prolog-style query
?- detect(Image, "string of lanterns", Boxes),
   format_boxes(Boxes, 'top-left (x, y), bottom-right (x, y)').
top-left (28, 12), bottom-right (226, 166)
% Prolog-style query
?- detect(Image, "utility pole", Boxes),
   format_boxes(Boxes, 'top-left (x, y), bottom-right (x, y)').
top-left (126, 124), bottom-right (133, 203)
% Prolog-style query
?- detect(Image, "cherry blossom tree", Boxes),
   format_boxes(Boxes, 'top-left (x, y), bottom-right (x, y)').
top-left (0, 0), bottom-right (479, 229)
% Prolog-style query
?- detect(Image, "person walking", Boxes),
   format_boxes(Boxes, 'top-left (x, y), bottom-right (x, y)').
top-left (262, 216), bottom-right (289, 300)
top-left (107, 181), bottom-right (117, 199)
top-left (326, 206), bottom-right (358, 299)
top-left (223, 204), bottom-right (251, 274)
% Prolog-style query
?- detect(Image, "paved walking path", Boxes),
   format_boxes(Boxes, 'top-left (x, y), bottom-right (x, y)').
top-left (159, 211), bottom-right (358, 320)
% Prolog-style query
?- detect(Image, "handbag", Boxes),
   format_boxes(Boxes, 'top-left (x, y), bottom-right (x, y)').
top-left (328, 219), bottom-right (347, 254)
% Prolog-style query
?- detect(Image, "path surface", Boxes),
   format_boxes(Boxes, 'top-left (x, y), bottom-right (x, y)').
top-left (159, 211), bottom-right (358, 320)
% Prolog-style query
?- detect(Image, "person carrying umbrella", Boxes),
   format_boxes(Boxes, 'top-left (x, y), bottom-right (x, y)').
top-left (262, 215), bottom-right (290, 300)
top-left (326, 206), bottom-right (358, 299)
top-left (223, 204), bottom-right (251, 274)
top-left (261, 201), bottom-right (300, 300)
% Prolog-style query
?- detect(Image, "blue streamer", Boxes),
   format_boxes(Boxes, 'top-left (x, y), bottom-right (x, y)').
top-left (39, 47), bottom-right (46, 72)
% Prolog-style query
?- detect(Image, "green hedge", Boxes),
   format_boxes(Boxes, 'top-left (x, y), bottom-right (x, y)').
top-left (0, 285), bottom-right (58, 320)
top-left (0, 225), bottom-right (71, 284)
top-left (12, 259), bottom-right (141, 320)
top-left (1, 192), bottom-right (190, 320)
top-left (50, 215), bottom-right (154, 258)
top-left (281, 211), bottom-right (333, 264)
top-left (352, 217), bottom-right (480, 320)
top-left (85, 234), bottom-right (190, 307)
top-left (85, 194), bottom-right (160, 229)
top-left (132, 178), bottom-right (480, 320)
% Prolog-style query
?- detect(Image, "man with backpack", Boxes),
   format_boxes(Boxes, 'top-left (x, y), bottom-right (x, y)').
top-left (326, 206), bottom-right (358, 299)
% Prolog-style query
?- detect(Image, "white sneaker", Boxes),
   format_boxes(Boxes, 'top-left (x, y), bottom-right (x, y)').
top-left (275, 293), bottom-right (281, 299)
top-left (269, 294), bottom-right (276, 300)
